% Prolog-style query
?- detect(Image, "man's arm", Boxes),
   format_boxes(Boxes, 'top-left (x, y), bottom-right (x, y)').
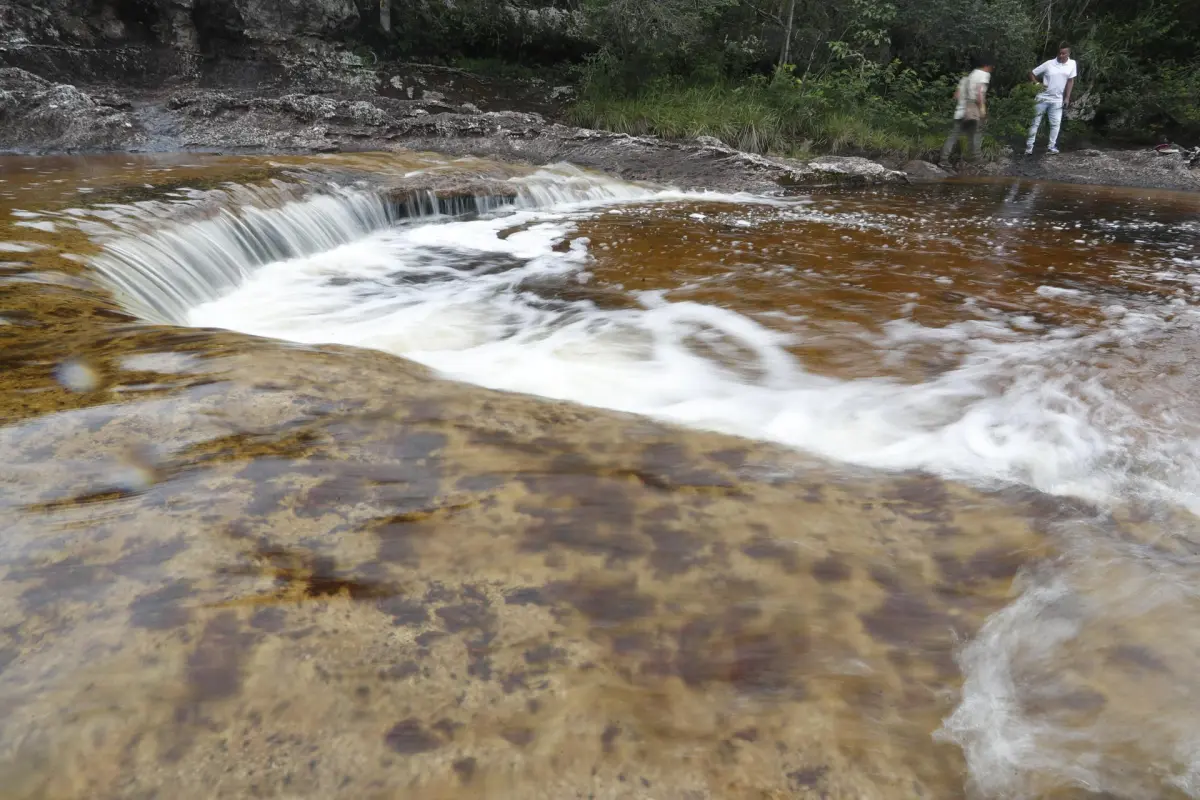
top-left (1063, 77), bottom-right (1074, 107)
top-left (1031, 61), bottom-right (1047, 83)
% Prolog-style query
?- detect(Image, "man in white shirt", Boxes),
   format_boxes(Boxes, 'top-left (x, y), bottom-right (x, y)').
top-left (1025, 44), bottom-right (1077, 155)
top-left (938, 54), bottom-right (993, 165)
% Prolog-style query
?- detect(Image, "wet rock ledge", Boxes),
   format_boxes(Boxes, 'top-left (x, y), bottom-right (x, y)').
top-left (0, 68), bottom-right (904, 193)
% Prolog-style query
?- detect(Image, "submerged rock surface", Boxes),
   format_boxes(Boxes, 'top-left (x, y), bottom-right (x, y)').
top-left (0, 155), bottom-right (1194, 799)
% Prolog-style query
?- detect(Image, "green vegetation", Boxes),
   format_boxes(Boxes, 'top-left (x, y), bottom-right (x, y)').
top-left (375, 0), bottom-right (1200, 158)
top-left (568, 67), bottom-right (1039, 160)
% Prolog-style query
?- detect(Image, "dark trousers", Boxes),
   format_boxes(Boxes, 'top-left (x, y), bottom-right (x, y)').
top-left (940, 118), bottom-right (982, 163)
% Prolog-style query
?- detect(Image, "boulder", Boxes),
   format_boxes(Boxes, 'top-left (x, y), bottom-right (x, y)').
top-left (902, 159), bottom-right (951, 181)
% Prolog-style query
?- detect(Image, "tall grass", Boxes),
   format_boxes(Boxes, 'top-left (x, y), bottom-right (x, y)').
top-left (569, 73), bottom-right (1016, 161)
top-left (572, 84), bottom-right (791, 152)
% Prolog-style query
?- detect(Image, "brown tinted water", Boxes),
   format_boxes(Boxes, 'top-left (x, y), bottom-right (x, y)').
top-left (1, 152), bottom-right (1199, 800)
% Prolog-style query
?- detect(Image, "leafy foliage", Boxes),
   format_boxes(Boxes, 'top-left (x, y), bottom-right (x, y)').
top-left (373, 0), bottom-right (1200, 153)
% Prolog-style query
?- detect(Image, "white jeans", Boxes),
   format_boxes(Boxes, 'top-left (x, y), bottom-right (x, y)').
top-left (1027, 99), bottom-right (1063, 151)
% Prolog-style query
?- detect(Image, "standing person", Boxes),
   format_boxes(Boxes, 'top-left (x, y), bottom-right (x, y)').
top-left (939, 55), bottom-right (994, 165)
top-left (1025, 44), bottom-right (1077, 155)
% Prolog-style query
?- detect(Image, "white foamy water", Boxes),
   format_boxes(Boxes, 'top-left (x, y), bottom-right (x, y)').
top-left (937, 536), bottom-right (1200, 798)
top-left (189, 222), bottom-right (1195, 506)
top-left (156, 183), bottom-right (1197, 515)
top-left (81, 161), bottom-right (1200, 799)
top-left (80, 165), bottom-right (1200, 516)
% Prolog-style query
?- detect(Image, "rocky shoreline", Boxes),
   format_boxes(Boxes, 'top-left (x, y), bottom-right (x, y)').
top-left (3, 0), bottom-right (1199, 193)
top-left (0, 67), bottom-right (904, 194)
top-left (902, 147), bottom-right (1200, 193)
top-left (4, 64), bottom-right (1198, 194)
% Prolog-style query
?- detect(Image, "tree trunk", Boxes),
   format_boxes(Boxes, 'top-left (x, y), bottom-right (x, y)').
top-left (778, 0), bottom-right (796, 68)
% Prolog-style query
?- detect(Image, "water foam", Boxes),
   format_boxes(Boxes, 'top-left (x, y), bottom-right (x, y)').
top-left (82, 165), bottom-right (1200, 515)
top-left (91, 185), bottom-right (397, 323)
top-left (937, 539), bottom-right (1200, 798)
top-left (193, 247), bottom-right (1197, 514)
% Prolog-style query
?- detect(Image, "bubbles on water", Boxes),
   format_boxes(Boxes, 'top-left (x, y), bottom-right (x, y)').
top-left (113, 444), bottom-right (161, 494)
top-left (55, 357), bottom-right (101, 393)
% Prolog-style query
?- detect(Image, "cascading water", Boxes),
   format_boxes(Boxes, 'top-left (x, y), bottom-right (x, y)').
top-left (91, 186), bottom-right (396, 324)
top-left (88, 164), bottom-right (664, 324)
top-left (72, 158), bottom-right (1200, 800)
top-left (82, 163), bottom-right (1200, 515)
top-left (21, 153), bottom-right (1200, 799)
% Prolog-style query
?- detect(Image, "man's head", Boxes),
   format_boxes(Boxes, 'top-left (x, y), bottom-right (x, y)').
top-left (1057, 44), bottom-right (1071, 62)
top-left (973, 53), bottom-right (995, 72)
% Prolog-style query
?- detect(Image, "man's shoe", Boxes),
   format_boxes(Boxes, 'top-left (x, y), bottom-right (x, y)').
top-left (1024, 148), bottom-right (1034, 155)
top-left (1047, 147), bottom-right (1060, 155)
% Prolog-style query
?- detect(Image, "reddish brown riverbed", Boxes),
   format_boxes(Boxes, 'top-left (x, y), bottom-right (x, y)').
top-left (1, 152), bottom-right (1199, 800)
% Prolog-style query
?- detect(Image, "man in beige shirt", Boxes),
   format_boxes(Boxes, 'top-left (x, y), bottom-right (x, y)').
top-left (938, 54), bottom-right (994, 165)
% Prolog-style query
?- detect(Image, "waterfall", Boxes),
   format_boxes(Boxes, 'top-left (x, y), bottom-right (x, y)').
top-left (86, 164), bottom-right (658, 325)
top-left (89, 187), bottom-right (512, 325)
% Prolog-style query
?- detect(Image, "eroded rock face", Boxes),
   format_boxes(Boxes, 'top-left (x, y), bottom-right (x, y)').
top-left (0, 68), bottom-right (145, 152)
top-left (0, 0), bottom-right (368, 88)
top-left (0, 0), bottom-right (197, 84)
top-left (0, 0), bottom-right (358, 49)
top-left (215, 0), bottom-right (361, 42)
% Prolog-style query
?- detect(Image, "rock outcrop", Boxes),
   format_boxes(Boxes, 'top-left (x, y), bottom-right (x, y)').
top-left (1003, 147), bottom-right (1200, 193)
top-left (901, 159), bottom-right (952, 182)
top-left (0, 72), bottom-right (908, 192)
top-left (0, 68), bottom-right (144, 151)
top-left (0, 0), bottom-right (583, 91)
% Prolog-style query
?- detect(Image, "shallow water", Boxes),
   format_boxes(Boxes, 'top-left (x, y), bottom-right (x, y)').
top-left (2, 151), bottom-right (1200, 799)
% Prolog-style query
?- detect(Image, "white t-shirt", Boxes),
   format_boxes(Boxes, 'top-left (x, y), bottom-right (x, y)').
top-left (1033, 58), bottom-right (1077, 102)
top-left (954, 69), bottom-right (991, 119)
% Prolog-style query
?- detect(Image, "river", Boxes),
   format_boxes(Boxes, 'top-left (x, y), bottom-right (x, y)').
top-left (2, 151), bottom-right (1199, 799)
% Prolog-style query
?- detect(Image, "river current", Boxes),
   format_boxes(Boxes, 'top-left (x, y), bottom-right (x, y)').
top-left (2, 151), bottom-right (1199, 799)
